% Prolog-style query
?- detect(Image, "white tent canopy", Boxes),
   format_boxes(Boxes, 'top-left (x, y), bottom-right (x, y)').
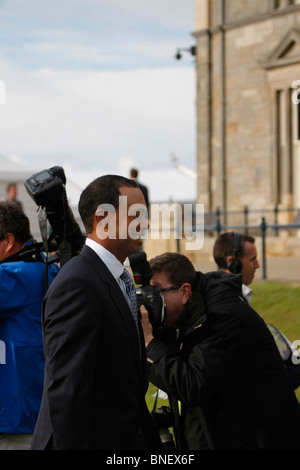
top-left (1, 154), bottom-right (197, 239)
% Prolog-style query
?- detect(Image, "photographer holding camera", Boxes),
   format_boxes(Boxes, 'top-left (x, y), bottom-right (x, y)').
top-left (140, 252), bottom-right (300, 450)
top-left (0, 201), bottom-right (59, 450)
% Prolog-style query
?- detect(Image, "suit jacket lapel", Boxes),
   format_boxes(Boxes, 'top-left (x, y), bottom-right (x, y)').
top-left (80, 246), bottom-right (146, 382)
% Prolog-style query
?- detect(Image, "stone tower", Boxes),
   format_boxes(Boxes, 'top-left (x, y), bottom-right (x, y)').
top-left (194, 0), bottom-right (300, 225)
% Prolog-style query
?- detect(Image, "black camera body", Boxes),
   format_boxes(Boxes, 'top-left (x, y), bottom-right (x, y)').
top-left (128, 251), bottom-right (166, 328)
top-left (136, 284), bottom-right (166, 328)
top-left (151, 405), bottom-right (173, 429)
top-left (25, 166), bottom-right (85, 263)
top-left (151, 405), bottom-right (175, 450)
top-left (24, 167), bottom-right (67, 207)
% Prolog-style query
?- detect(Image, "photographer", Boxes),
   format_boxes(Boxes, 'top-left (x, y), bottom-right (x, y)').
top-left (0, 201), bottom-right (59, 450)
top-left (140, 252), bottom-right (300, 450)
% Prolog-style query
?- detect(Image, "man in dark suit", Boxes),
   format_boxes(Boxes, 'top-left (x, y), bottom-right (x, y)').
top-left (31, 175), bottom-right (162, 450)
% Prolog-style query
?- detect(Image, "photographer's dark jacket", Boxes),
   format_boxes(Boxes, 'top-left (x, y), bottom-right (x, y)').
top-left (147, 271), bottom-right (300, 450)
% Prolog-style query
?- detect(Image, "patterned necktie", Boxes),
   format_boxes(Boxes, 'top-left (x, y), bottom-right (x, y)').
top-left (120, 268), bottom-right (141, 356)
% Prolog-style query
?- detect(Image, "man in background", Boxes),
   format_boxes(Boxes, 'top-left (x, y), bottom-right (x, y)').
top-left (213, 231), bottom-right (260, 304)
top-left (130, 168), bottom-right (149, 212)
top-left (6, 182), bottom-right (23, 209)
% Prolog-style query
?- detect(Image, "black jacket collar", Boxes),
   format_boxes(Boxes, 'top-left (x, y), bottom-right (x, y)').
top-left (177, 270), bottom-right (243, 333)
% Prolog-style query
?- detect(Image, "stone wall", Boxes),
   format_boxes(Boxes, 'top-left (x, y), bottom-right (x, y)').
top-left (142, 232), bottom-right (300, 264)
top-left (194, 0), bottom-right (300, 221)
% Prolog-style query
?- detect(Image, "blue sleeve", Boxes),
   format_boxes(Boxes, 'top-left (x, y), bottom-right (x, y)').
top-left (0, 261), bottom-right (59, 319)
top-left (0, 265), bottom-right (28, 317)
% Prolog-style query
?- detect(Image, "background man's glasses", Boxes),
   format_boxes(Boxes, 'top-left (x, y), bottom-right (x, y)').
top-left (160, 285), bottom-right (182, 293)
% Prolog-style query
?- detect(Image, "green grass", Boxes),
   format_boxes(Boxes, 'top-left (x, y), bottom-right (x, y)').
top-left (146, 281), bottom-right (300, 409)
top-left (146, 382), bottom-right (170, 415)
top-left (251, 281), bottom-right (300, 341)
top-left (252, 281), bottom-right (300, 401)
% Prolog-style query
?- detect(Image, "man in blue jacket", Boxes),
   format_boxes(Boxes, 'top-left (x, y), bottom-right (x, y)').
top-left (0, 201), bottom-right (59, 450)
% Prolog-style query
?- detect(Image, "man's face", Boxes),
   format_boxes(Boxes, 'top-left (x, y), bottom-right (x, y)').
top-left (150, 271), bottom-right (186, 328)
top-left (95, 185), bottom-right (149, 262)
top-left (241, 241), bottom-right (260, 285)
top-left (7, 185), bottom-right (17, 201)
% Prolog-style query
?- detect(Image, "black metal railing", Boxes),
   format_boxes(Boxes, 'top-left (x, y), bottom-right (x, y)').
top-left (203, 205), bottom-right (300, 236)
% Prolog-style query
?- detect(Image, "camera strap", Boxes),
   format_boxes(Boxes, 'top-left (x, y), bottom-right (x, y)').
top-left (152, 389), bottom-right (184, 450)
top-left (58, 196), bottom-right (72, 267)
top-left (38, 207), bottom-right (50, 291)
top-left (0, 241), bottom-right (44, 264)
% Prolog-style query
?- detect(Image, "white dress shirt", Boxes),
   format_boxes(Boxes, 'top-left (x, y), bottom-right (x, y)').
top-left (85, 238), bottom-right (130, 305)
top-left (242, 283), bottom-right (253, 305)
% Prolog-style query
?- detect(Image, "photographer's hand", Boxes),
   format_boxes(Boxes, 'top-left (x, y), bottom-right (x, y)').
top-left (140, 304), bottom-right (154, 347)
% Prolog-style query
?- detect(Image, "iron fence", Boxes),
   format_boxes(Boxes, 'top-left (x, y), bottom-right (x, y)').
top-left (203, 205), bottom-right (300, 237)
top-left (194, 216), bottom-right (300, 280)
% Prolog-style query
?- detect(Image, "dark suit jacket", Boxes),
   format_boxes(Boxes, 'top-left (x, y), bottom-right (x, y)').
top-left (31, 245), bottom-right (161, 450)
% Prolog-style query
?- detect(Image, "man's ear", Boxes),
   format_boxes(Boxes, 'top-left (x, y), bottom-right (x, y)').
top-left (181, 283), bottom-right (192, 305)
top-left (94, 207), bottom-right (109, 232)
top-left (3, 232), bottom-right (16, 255)
top-left (95, 207), bottom-right (107, 223)
top-left (94, 209), bottom-right (116, 240)
top-left (225, 255), bottom-right (234, 272)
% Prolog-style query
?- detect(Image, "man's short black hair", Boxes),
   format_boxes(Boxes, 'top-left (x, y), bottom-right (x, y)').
top-left (78, 174), bottom-right (138, 233)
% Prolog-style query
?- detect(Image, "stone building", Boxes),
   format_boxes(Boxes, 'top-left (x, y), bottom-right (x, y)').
top-left (193, 0), bottom-right (300, 225)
